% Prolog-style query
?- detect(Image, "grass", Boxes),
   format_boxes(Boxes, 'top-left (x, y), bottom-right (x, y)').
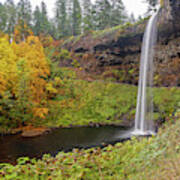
top-left (41, 78), bottom-right (180, 128)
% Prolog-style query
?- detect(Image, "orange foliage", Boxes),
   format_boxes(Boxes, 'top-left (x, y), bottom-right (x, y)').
top-left (39, 34), bottom-right (54, 48)
top-left (12, 36), bottom-right (50, 104)
top-left (14, 22), bottom-right (34, 43)
top-left (0, 35), bottom-right (50, 124)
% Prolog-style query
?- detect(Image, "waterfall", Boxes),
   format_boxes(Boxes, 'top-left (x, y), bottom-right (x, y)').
top-left (132, 6), bottom-right (160, 135)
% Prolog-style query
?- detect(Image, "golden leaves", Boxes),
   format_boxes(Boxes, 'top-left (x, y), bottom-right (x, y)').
top-left (33, 108), bottom-right (49, 119)
top-left (0, 35), bottom-right (50, 121)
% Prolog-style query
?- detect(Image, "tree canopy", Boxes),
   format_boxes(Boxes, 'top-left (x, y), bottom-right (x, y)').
top-left (0, 0), bottom-right (131, 39)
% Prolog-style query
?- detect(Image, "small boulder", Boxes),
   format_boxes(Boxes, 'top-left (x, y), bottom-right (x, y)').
top-left (21, 128), bottom-right (50, 138)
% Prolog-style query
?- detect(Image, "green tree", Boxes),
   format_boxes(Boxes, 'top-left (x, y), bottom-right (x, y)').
top-left (40, 1), bottom-right (51, 34)
top-left (0, 3), bottom-right (7, 33)
top-left (33, 6), bottom-right (41, 35)
top-left (129, 13), bottom-right (136, 24)
top-left (82, 0), bottom-right (93, 32)
top-left (110, 0), bottom-right (127, 26)
top-left (147, 0), bottom-right (158, 12)
top-left (94, 0), bottom-right (111, 30)
top-left (147, 0), bottom-right (158, 7)
top-left (4, 0), bottom-right (17, 37)
top-left (72, 0), bottom-right (82, 35)
top-left (55, 0), bottom-right (67, 38)
top-left (33, 2), bottom-right (51, 36)
top-left (17, 0), bottom-right (32, 37)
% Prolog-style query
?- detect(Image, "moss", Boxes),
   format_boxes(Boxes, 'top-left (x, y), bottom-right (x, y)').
top-left (62, 36), bottom-right (75, 46)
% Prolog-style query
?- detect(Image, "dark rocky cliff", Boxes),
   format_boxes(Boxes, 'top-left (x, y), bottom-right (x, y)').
top-left (61, 0), bottom-right (180, 86)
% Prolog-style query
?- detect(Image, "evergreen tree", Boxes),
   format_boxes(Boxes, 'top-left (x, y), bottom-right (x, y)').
top-left (110, 0), bottom-right (127, 26)
top-left (66, 0), bottom-right (73, 36)
top-left (4, 0), bottom-right (17, 36)
top-left (82, 0), bottom-right (93, 32)
top-left (0, 3), bottom-right (7, 33)
top-left (72, 0), bottom-right (82, 35)
top-left (17, 0), bottom-right (32, 27)
top-left (33, 2), bottom-right (51, 36)
top-left (55, 0), bottom-right (67, 38)
top-left (40, 1), bottom-right (50, 34)
top-left (33, 6), bottom-right (41, 35)
top-left (129, 13), bottom-right (136, 24)
top-left (147, 0), bottom-right (158, 7)
top-left (95, 0), bottom-right (111, 30)
top-left (147, 0), bottom-right (158, 12)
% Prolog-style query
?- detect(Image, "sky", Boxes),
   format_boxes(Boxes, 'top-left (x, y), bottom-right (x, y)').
top-left (0, 0), bottom-right (148, 19)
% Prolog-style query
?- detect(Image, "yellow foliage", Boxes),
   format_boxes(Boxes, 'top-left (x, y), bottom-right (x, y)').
top-left (0, 35), bottom-right (50, 123)
top-left (33, 108), bottom-right (49, 119)
top-left (0, 37), bottom-right (18, 95)
top-left (14, 22), bottom-right (34, 43)
top-left (12, 36), bottom-right (50, 104)
top-left (46, 83), bottom-right (58, 94)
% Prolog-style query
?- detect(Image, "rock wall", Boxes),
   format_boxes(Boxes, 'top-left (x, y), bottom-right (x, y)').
top-left (62, 0), bottom-right (180, 86)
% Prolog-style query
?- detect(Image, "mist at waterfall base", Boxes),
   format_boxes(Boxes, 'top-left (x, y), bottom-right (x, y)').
top-left (132, 7), bottom-right (160, 136)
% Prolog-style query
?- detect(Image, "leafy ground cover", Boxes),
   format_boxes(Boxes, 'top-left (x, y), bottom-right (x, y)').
top-left (42, 79), bottom-right (180, 128)
top-left (0, 115), bottom-right (180, 180)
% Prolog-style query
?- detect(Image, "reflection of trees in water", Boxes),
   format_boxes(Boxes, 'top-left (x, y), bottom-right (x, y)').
top-left (0, 126), bottom-right (128, 164)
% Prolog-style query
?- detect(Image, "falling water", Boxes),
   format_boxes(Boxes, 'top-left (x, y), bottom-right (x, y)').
top-left (133, 6), bottom-right (160, 135)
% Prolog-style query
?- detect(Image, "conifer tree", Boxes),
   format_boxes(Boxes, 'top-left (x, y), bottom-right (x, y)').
top-left (33, 6), bottom-right (41, 35)
top-left (95, 0), bottom-right (111, 30)
top-left (147, 0), bottom-right (158, 7)
top-left (17, 0), bottom-right (32, 40)
top-left (40, 1), bottom-right (50, 34)
top-left (110, 0), bottom-right (127, 26)
top-left (17, 0), bottom-right (32, 27)
top-left (82, 0), bottom-right (93, 32)
top-left (55, 0), bottom-right (68, 38)
top-left (129, 13), bottom-right (136, 23)
top-left (72, 0), bottom-right (82, 35)
top-left (4, 0), bottom-right (17, 37)
top-left (0, 3), bottom-right (7, 33)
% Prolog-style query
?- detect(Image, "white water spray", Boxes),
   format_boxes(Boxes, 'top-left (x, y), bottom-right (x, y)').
top-left (132, 6), bottom-right (160, 136)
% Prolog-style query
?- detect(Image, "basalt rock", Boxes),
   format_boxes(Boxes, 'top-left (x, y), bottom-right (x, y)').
top-left (62, 0), bottom-right (180, 87)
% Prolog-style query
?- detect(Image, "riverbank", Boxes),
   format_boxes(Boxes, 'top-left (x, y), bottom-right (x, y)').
top-left (0, 116), bottom-right (180, 179)
top-left (1, 82), bottom-right (180, 136)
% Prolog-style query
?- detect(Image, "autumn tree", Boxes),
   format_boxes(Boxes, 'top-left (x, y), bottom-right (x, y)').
top-left (17, 0), bottom-right (32, 40)
top-left (0, 35), bottom-right (50, 126)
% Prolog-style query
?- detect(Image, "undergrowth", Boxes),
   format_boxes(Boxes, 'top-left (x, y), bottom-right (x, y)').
top-left (1, 116), bottom-right (180, 179)
top-left (43, 79), bottom-right (180, 128)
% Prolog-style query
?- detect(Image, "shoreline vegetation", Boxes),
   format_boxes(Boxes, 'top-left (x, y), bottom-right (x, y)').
top-left (0, 0), bottom-right (180, 178)
top-left (0, 116), bottom-right (180, 179)
top-left (0, 81), bottom-right (180, 136)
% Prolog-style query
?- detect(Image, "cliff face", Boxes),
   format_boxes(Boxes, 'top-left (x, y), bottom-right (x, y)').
top-left (62, 0), bottom-right (180, 86)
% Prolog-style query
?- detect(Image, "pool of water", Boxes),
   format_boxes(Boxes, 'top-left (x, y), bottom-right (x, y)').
top-left (0, 126), bottom-right (132, 164)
